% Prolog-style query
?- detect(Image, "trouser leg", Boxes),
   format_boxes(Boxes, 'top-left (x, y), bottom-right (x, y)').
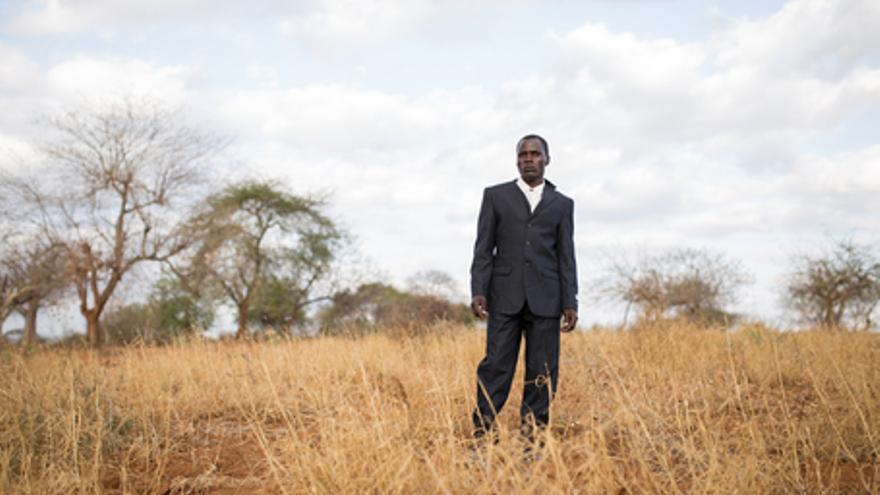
top-left (520, 306), bottom-right (560, 432)
top-left (472, 310), bottom-right (523, 436)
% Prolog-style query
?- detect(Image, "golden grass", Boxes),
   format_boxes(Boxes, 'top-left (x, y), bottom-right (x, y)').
top-left (1, 322), bottom-right (879, 494)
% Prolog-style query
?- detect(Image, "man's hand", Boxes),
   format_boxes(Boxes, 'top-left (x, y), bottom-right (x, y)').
top-left (471, 295), bottom-right (488, 320)
top-left (561, 309), bottom-right (578, 333)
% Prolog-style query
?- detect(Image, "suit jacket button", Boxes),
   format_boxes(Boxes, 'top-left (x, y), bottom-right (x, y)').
top-left (525, 241), bottom-right (531, 246)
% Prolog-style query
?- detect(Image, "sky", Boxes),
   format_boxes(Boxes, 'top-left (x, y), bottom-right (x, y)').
top-left (1, 0), bottom-right (879, 332)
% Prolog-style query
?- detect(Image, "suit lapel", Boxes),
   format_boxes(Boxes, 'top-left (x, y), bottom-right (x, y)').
top-left (505, 180), bottom-right (531, 220)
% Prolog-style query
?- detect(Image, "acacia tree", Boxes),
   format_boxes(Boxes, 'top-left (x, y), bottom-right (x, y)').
top-left (786, 239), bottom-right (880, 331)
top-left (602, 247), bottom-right (750, 327)
top-left (10, 99), bottom-right (223, 347)
top-left (175, 181), bottom-right (342, 338)
top-left (318, 281), bottom-right (474, 334)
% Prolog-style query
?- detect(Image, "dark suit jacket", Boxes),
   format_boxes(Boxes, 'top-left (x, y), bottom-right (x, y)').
top-left (470, 179), bottom-right (578, 317)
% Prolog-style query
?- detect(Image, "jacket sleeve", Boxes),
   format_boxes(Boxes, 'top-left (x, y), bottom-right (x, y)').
top-left (558, 197), bottom-right (578, 311)
top-left (470, 188), bottom-right (496, 298)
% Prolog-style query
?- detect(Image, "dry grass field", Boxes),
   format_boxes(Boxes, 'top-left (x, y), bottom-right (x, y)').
top-left (1, 321), bottom-right (879, 494)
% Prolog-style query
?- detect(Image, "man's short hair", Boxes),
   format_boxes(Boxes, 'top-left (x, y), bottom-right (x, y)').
top-left (517, 134), bottom-right (549, 157)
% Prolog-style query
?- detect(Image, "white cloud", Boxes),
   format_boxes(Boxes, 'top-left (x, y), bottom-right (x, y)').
top-left (0, 43), bottom-right (42, 91)
top-left (216, 84), bottom-right (502, 154)
top-left (714, 0), bottom-right (880, 80)
top-left (778, 146), bottom-right (880, 233)
top-left (278, 0), bottom-right (426, 47)
top-left (7, 0), bottom-right (216, 35)
top-left (544, 6), bottom-right (880, 154)
top-left (245, 64), bottom-right (279, 88)
top-left (0, 133), bottom-right (37, 171)
top-left (555, 23), bottom-right (706, 89)
top-left (45, 57), bottom-right (195, 105)
top-left (6, 0), bottom-right (531, 48)
top-left (0, 43), bottom-right (49, 139)
top-left (278, 0), bottom-right (532, 49)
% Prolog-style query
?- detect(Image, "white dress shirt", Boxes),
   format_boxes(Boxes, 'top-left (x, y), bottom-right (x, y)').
top-left (516, 177), bottom-right (545, 213)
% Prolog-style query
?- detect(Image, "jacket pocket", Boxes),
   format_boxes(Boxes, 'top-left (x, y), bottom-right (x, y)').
top-left (542, 268), bottom-right (559, 279)
top-left (493, 265), bottom-right (512, 276)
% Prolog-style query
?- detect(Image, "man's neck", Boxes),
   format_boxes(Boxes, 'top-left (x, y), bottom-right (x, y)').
top-left (519, 177), bottom-right (545, 188)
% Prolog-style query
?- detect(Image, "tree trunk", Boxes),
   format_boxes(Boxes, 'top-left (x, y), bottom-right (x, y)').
top-left (822, 301), bottom-right (835, 329)
top-left (86, 311), bottom-right (103, 347)
top-left (21, 301), bottom-right (38, 346)
top-left (236, 301), bottom-right (249, 339)
top-left (0, 311), bottom-right (9, 339)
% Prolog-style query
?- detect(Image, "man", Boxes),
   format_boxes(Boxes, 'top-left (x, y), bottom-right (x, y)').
top-left (470, 134), bottom-right (578, 442)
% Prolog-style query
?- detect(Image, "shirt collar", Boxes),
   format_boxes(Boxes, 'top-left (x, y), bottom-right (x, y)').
top-left (516, 177), bottom-right (545, 194)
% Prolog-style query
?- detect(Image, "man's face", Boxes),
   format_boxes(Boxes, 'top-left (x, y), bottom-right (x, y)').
top-left (516, 138), bottom-right (549, 185)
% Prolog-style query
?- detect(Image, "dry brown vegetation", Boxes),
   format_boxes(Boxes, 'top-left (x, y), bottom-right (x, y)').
top-left (2, 322), bottom-right (879, 494)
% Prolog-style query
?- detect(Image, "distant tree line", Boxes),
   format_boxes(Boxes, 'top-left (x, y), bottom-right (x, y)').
top-left (1, 99), bottom-right (878, 347)
top-left (0, 99), bottom-right (474, 347)
top-left (319, 270), bottom-right (474, 335)
top-left (601, 247), bottom-right (749, 327)
top-left (599, 240), bottom-right (879, 331)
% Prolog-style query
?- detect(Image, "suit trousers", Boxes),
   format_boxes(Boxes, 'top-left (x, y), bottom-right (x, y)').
top-left (472, 302), bottom-right (560, 436)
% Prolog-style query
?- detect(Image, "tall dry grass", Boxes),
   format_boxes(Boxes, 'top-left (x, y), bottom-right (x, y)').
top-left (1, 322), bottom-right (879, 493)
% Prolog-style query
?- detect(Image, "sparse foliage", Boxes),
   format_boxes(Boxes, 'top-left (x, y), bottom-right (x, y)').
top-left (786, 239), bottom-right (880, 331)
top-left (602, 247), bottom-right (750, 327)
top-left (101, 302), bottom-right (157, 345)
top-left (150, 274), bottom-right (214, 336)
top-left (100, 276), bottom-right (213, 346)
top-left (246, 275), bottom-right (308, 333)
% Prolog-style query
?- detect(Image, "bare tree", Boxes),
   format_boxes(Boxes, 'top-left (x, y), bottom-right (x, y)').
top-left (406, 269), bottom-right (462, 302)
top-left (786, 239), bottom-right (880, 331)
top-left (0, 246), bottom-right (23, 333)
top-left (0, 235), bottom-right (67, 344)
top-left (172, 180), bottom-right (343, 338)
top-left (8, 98), bottom-right (224, 347)
top-left (601, 247), bottom-right (750, 327)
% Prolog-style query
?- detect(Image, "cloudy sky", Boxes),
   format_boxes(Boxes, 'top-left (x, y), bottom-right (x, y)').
top-left (1, 0), bottom-right (879, 329)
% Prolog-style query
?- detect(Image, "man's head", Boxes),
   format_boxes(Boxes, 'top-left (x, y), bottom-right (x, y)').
top-left (516, 134), bottom-right (550, 186)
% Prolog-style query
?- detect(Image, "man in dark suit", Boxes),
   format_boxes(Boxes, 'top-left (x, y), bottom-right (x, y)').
top-left (470, 134), bottom-right (578, 440)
